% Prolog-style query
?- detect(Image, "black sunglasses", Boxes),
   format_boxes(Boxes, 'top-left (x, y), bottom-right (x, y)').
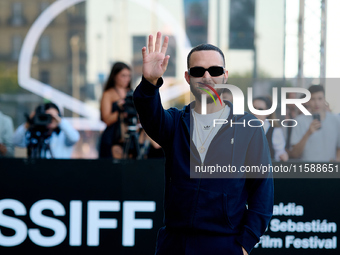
top-left (188, 66), bottom-right (225, 77)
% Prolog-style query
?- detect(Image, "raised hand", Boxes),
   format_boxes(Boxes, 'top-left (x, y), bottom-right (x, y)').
top-left (308, 119), bottom-right (321, 134)
top-left (142, 32), bottom-right (170, 85)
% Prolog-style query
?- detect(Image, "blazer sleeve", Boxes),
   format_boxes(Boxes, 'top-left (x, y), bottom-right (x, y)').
top-left (133, 76), bottom-right (178, 147)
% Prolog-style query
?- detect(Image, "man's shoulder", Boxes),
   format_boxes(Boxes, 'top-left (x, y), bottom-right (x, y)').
top-left (233, 112), bottom-right (263, 136)
top-left (234, 111), bottom-right (257, 121)
top-left (293, 114), bottom-right (312, 128)
top-left (326, 112), bottom-right (340, 123)
top-left (295, 114), bottom-right (310, 122)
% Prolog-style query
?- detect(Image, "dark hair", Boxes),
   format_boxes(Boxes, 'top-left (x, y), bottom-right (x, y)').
top-left (104, 62), bottom-right (131, 91)
top-left (253, 96), bottom-right (272, 110)
top-left (308, 85), bottom-right (325, 95)
top-left (187, 44), bottom-right (225, 69)
top-left (35, 102), bottom-right (62, 134)
top-left (35, 102), bottom-right (61, 117)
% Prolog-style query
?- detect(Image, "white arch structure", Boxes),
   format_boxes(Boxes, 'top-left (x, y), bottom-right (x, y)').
top-left (18, 0), bottom-right (191, 130)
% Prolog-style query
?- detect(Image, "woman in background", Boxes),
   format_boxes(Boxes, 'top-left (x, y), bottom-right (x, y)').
top-left (99, 62), bottom-right (131, 158)
top-left (253, 96), bottom-right (289, 162)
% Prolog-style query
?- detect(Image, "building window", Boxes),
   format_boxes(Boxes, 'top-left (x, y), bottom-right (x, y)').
top-left (184, 0), bottom-right (208, 47)
top-left (12, 35), bottom-right (22, 60)
top-left (40, 35), bottom-right (51, 60)
top-left (11, 2), bottom-right (23, 26)
top-left (132, 35), bottom-right (147, 85)
top-left (229, 0), bottom-right (255, 49)
top-left (40, 70), bottom-right (50, 85)
top-left (163, 36), bottom-right (176, 77)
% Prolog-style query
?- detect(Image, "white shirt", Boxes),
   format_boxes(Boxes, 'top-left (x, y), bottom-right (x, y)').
top-left (290, 112), bottom-right (340, 161)
top-left (192, 105), bottom-right (230, 163)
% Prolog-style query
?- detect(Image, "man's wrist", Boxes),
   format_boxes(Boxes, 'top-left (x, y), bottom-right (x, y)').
top-left (145, 77), bottom-right (159, 86)
top-left (139, 76), bottom-right (163, 95)
top-left (306, 129), bottom-right (312, 137)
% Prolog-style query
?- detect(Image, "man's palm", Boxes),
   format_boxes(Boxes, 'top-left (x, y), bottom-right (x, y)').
top-left (143, 52), bottom-right (167, 81)
top-left (142, 32), bottom-right (170, 85)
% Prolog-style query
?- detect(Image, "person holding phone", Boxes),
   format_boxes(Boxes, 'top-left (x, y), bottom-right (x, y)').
top-left (289, 85), bottom-right (340, 161)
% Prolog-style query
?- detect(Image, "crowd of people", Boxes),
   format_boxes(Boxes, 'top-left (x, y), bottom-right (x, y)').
top-left (248, 84), bottom-right (340, 162)
top-left (0, 61), bottom-right (164, 160)
top-left (0, 64), bottom-right (339, 162)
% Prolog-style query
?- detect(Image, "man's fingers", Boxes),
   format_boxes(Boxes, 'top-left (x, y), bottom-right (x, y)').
top-left (161, 36), bottom-right (169, 54)
top-left (162, 55), bottom-right (170, 71)
top-left (147, 32), bottom-right (168, 54)
top-left (312, 120), bottom-right (321, 126)
top-left (155, 31), bottom-right (162, 52)
top-left (148, 35), bottom-right (154, 53)
top-left (142, 47), bottom-right (147, 59)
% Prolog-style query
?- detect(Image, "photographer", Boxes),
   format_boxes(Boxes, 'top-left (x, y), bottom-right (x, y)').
top-left (13, 103), bottom-right (80, 159)
top-left (99, 62), bottom-right (139, 159)
top-left (0, 110), bottom-right (14, 157)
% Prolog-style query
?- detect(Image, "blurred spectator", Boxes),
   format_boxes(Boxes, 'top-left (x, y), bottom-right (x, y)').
top-left (284, 92), bottom-right (298, 150)
top-left (0, 110), bottom-right (14, 157)
top-left (290, 85), bottom-right (340, 161)
top-left (253, 96), bottom-right (289, 162)
top-left (221, 88), bottom-right (233, 103)
top-left (99, 62), bottom-right (134, 159)
top-left (285, 93), bottom-right (311, 150)
top-left (285, 92), bottom-right (299, 119)
top-left (13, 103), bottom-right (79, 158)
top-left (297, 94), bottom-right (311, 116)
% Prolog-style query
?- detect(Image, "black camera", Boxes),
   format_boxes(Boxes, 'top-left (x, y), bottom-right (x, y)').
top-left (123, 91), bottom-right (138, 127)
top-left (25, 106), bottom-right (53, 158)
top-left (31, 113), bottom-right (53, 127)
top-left (26, 107), bottom-right (52, 133)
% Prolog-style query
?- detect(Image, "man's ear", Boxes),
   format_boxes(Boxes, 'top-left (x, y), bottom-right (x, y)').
top-left (224, 69), bottom-right (229, 79)
top-left (185, 71), bottom-right (190, 85)
top-left (224, 69), bottom-right (229, 83)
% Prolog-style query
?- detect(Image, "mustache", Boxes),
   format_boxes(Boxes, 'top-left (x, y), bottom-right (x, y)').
top-left (197, 82), bottom-right (218, 94)
top-left (196, 82), bottom-right (223, 106)
top-left (197, 82), bottom-right (214, 87)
